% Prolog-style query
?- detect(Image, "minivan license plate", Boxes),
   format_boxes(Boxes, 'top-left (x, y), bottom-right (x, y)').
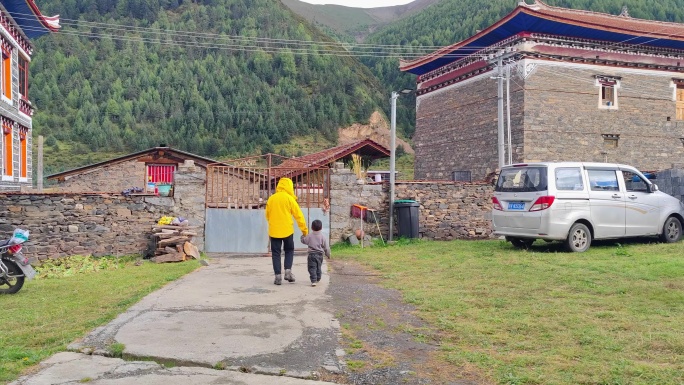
top-left (508, 202), bottom-right (525, 210)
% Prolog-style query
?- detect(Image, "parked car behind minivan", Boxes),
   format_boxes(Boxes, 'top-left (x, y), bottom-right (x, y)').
top-left (491, 162), bottom-right (684, 252)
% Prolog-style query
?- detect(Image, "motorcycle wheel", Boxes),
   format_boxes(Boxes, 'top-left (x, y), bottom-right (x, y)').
top-left (0, 259), bottom-right (25, 294)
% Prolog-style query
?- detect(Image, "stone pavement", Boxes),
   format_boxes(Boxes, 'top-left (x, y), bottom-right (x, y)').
top-left (10, 254), bottom-right (342, 385)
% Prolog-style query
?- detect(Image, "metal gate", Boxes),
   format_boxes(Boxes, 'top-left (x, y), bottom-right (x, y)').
top-left (205, 154), bottom-right (331, 253)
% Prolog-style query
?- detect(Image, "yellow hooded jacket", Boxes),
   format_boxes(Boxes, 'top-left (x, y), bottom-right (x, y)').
top-left (265, 178), bottom-right (308, 238)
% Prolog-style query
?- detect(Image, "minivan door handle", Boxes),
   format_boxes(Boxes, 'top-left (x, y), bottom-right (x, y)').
top-left (628, 195), bottom-right (638, 200)
top-left (612, 194), bottom-right (622, 199)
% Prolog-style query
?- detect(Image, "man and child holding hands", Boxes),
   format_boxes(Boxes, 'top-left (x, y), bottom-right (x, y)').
top-left (265, 177), bottom-right (331, 287)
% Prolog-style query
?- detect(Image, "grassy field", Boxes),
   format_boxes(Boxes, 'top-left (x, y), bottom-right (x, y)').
top-left (333, 239), bottom-right (684, 385)
top-left (0, 257), bottom-right (199, 383)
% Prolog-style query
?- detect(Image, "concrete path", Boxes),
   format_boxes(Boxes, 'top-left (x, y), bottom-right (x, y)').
top-left (10, 255), bottom-right (342, 385)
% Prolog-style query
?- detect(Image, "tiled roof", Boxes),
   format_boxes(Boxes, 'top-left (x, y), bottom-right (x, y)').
top-left (278, 139), bottom-right (390, 170)
top-left (1, 0), bottom-right (60, 40)
top-left (47, 147), bottom-right (222, 180)
top-left (400, 0), bottom-right (684, 75)
top-left (527, 0), bottom-right (684, 38)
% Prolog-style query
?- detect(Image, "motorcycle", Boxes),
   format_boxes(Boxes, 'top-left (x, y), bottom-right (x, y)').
top-left (0, 228), bottom-right (36, 294)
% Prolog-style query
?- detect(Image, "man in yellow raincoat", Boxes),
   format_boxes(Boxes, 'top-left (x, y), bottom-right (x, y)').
top-left (266, 177), bottom-right (308, 285)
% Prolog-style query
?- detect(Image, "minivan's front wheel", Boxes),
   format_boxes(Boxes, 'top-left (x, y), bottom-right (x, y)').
top-left (660, 216), bottom-right (682, 243)
top-left (566, 223), bottom-right (591, 252)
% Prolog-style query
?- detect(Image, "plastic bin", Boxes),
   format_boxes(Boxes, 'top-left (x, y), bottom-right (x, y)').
top-left (157, 183), bottom-right (172, 197)
top-left (394, 200), bottom-right (419, 238)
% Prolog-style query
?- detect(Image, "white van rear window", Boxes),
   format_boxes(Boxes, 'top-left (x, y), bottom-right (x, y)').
top-left (496, 167), bottom-right (548, 192)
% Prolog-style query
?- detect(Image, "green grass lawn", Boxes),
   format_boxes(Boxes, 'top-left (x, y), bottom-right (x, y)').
top-left (333, 239), bottom-right (684, 385)
top-left (0, 257), bottom-right (200, 383)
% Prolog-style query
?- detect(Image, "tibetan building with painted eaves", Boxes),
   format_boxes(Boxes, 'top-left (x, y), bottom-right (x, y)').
top-left (401, 0), bottom-right (684, 181)
top-left (0, 0), bottom-right (58, 190)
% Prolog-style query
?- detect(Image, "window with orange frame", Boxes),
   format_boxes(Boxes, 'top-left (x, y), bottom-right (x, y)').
top-left (2, 50), bottom-right (10, 101)
top-left (3, 125), bottom-right (11, 177)
top-left (19, 131), bottom-right (26, 178)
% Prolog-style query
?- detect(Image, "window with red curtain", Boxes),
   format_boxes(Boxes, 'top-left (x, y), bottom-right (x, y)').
top-left (146, 164), bottom-right (175, 183)
top-left (18, 56), bottom-right (28, 98)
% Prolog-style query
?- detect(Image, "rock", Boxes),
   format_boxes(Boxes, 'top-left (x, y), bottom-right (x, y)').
top-left (67, 225), bottom-right (79, 233)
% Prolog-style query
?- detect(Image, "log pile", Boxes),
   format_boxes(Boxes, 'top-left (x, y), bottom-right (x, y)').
top-left (151, 225), bottom-right (201, 263)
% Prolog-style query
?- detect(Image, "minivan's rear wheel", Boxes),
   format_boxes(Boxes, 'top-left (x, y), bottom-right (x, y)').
top-left (660, 216), bottom-right (682, 243)
top-left (508, 237), bottom-right (535, 249)
top-left (566, 223), bottom-right (591, 252)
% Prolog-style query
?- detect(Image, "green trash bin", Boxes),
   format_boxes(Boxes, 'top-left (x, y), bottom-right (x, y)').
top-left (394, 200), bottom-right (419, 238)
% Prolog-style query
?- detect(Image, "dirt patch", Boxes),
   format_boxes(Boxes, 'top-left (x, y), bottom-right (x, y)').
top-left (337, 111), bottom-right (414, 154)
top-left (327, 259), bottom-right (484, 385)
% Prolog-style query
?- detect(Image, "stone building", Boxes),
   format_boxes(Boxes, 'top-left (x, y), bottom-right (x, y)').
top-left (0, 1), bottom-right (59, 190)
top-left (47, 147), bottom-right (220, 194)
top-left (401, 0), bottom-right (684, 181)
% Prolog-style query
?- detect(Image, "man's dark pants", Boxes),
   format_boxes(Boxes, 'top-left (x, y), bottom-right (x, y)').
top-left (271, 234), bottom-right (294, 275)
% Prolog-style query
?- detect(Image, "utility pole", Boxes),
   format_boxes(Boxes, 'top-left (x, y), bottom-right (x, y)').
top-left (506, 62), bottom-right (512, 165)
top-left (497, 56), bottom-right (505, 168)
top-left (389, 91), bottom-right (398, 242)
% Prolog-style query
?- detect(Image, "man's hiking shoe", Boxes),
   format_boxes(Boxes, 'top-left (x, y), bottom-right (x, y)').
top-left (311, 282), bottom-right (317, 287)
top-left (274, 274), bottom-right (282, 285)
top-left (284, 269), bottom-right (295, 283)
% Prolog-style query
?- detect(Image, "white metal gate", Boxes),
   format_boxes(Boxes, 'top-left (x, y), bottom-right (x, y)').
top-left (205, 154), bottom-right (330, 253)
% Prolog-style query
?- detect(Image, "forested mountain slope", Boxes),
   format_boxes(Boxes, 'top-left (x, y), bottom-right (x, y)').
top-left (362, 0), bottom-right (684, 137)
top-left (281, 0), bottom-right (438, 41)
top-left (30, 0), bottom-right (385, 173)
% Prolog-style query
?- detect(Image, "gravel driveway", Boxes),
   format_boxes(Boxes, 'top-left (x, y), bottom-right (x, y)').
top-left (326, 259), bottom-right (483, 385)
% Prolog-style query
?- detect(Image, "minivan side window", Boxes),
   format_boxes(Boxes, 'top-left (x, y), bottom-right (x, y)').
top-left (587, 169), bottom-right (620, 191)
top-left (622, 170), bottom-right (648, 192)
top-left (555, 168), bottom-right (584, 191)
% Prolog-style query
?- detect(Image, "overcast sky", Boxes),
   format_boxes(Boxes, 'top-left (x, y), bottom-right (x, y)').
top-left (299, 0), bottom-right (414, 8)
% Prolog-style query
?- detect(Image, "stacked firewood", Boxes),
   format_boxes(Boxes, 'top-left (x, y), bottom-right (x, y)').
top-left (151, 225), bottom-right (200, 263)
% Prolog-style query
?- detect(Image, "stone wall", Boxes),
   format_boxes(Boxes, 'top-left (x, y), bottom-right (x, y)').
top-left (0, 193), bottom-right (170, 260)
top-left (55, 160), bottom-right (146, 193)
top-left (414, 70), bottom-right (525, 181)
top-left (171, 161), bottom-right (206, 250)
top-left (0, 160), bottom-right (208, 260)
top-left (330, 167), bottom-right (389, 243)
top-left (329, 166), bottom-right (494, 243)
top-left (395, 182), bottom-right (493, 240)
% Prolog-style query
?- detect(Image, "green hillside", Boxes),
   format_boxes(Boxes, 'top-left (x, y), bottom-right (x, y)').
top-left (30, 0), bottom-right (386, 175)
top-left (280, 0), bottom-right (439, 42)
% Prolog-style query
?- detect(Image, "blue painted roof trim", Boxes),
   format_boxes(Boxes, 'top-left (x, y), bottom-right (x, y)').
top-left (407, 12), bottom-right (684, 76)
top-left (3, 0), bottom-right (51, 39)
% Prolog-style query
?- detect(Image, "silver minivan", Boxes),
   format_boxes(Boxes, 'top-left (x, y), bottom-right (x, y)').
top-left (491, 162), bottom-right (684, 252)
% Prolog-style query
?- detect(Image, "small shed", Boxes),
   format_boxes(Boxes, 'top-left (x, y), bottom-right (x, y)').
top-left (47, 147), bottom-right (220, 194)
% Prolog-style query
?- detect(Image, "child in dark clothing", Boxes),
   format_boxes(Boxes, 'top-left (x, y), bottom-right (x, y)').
top-left (300, 219), bottom-right (331, 286)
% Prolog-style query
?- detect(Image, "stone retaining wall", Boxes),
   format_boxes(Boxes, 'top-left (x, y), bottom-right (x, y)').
top-left (0, 161), bottom-right (208, 260)
top-left (329, 166), bottom-right (494, 243)
top-left (0, 194), bottom-right (170, 260)
top-left (395, 182), bottom-right (493, 240)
